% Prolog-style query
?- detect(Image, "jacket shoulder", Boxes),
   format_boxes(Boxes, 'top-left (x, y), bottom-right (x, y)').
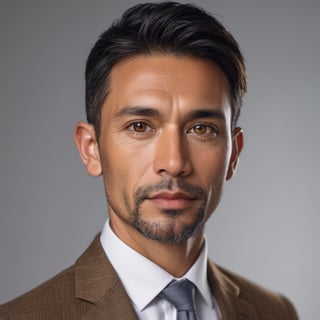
top-left (215, 263), bottom-right (299, 319)
top-left (0, 266), bottom-right (89, 320)
top-left (0, 308), bottom-right (9, 320)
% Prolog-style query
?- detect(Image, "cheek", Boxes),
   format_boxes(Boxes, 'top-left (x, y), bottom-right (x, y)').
top-left (101, 141), bottom-right (152, 191)
top-left (192, 146), bottom-right (231, 185)
top-left (197, 147), bottom-right (231, 213)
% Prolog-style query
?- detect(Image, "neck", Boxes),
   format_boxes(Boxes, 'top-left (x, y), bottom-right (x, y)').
top-left (139, 233), bottom-right (204, 277)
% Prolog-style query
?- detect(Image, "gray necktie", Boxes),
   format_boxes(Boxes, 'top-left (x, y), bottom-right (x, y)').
top-left (160, 279), bottom-right (198, 320)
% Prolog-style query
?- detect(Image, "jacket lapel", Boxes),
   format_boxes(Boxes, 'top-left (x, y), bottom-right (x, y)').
top-left (73, 234), bottom-right (259, 320)
top-left (74, 234), bottom-right (139, 320)
top-left (207, 261), bottom-right (259, 320)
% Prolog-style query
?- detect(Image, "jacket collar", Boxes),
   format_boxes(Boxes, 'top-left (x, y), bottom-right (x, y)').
top-left (208, 261), bottom-right (259, 320)
top-left (74, 234), bottom-right (139, 319)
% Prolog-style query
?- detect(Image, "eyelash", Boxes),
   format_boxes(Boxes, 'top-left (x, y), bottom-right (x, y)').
top-left (187, 122), bottom-right (219, 139)
top-left (126, 120), bottom-right (219, 139)
top-left (126, 120), bottom-right (155, 136)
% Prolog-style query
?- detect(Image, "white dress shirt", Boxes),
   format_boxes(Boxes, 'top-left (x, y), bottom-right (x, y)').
top-left (100, 220), bottom-right (221, 320)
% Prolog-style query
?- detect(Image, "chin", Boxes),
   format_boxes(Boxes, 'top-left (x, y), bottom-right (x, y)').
top-left (133, 213), bottom-right (205, 243)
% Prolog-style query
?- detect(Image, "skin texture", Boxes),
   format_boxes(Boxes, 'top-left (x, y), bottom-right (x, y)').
top-left (74, 54), bottom-right (243, 276)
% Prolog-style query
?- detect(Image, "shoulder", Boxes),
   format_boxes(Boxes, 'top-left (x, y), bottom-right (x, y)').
top-left (0, 308), bottom-right (8, 320)
top-left (0, 234), bottom-right (115, 320)
top-left (0, 266), bottom-right (88, 320)
top-left (210, 262), bottom-right (299, 319)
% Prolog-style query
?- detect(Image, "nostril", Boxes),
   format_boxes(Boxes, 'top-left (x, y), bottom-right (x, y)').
top-left (157, 168), bottom-right (187, 178)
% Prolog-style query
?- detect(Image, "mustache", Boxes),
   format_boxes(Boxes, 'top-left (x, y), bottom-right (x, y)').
top-left (134, 178), bottom-right (207, 206)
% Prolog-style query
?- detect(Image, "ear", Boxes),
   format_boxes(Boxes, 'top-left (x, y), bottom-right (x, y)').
top-left (226, 127), bottom-right (244, 180)
top-left (74, 122), bottom-right (102, 176)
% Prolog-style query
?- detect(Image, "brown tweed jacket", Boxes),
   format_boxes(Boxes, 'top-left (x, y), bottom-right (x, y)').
top-left (0, 235), bottom-right (299, 319)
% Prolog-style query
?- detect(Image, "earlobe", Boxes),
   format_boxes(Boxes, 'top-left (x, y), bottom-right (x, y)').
top-left (74, 122), bottom-right (102, 177)
top-left (226, 127), bottom-right (244, 180)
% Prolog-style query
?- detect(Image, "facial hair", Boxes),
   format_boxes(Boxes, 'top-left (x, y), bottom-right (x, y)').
top-left (127, 178), bottom-right (208, 243)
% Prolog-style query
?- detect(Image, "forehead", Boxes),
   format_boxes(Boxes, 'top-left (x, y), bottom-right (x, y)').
top-left (103, 54), bottom-right (231, 115)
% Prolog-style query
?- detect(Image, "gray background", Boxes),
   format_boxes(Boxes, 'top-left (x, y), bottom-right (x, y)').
top-left (1, 0), bottom-right (319, 319)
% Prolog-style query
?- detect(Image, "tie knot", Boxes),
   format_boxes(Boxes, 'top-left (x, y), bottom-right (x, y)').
top-left (160, 279), bottom-right (197, 312)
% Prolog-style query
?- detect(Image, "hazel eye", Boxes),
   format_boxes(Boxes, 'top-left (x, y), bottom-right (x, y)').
top-left (127, 121), bottom-right (155, 135)
top-left (193, 124), bottom-right (208, 134)
top-left (186, 123), bottom-right (220, 141)
top-left (132, 122), bottom-right (148, 132)
top-left (189, 124), bottom-right (216, 135)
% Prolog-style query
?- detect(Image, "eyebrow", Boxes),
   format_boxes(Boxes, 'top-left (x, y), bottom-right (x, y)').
top-left (114, 105), bottom-right (226, 121)
top-left (115, 106), bottom-right (160, 118)
top-left (186, 109), bottom-right (226, 121)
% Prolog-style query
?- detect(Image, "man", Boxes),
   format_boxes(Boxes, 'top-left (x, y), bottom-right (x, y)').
top-left (0, 2), bottom-right (298, 319)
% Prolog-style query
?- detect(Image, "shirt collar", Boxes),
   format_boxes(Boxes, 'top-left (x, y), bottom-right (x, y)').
top-left (100, 219), bottom-right (213, 310)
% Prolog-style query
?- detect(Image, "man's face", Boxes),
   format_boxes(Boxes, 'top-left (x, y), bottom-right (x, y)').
top-left (96, 55), bottom-right (240, 243)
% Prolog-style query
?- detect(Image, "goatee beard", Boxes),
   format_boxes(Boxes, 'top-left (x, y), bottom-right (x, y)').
top-left (128, 178), bottom-right (208, 243)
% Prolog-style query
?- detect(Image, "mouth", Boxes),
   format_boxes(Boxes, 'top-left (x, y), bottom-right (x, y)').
top-left (146, 191), bottom-right (198, 210)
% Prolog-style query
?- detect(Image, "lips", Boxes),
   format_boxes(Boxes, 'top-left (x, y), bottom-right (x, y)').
top-left (147, 191), bottom-right (197, 210)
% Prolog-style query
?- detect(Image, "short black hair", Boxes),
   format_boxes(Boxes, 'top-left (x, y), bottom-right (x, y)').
top-left (85, 1), bottom-right (247, 136)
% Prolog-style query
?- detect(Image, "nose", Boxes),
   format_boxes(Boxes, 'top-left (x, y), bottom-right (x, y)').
top-left (153, 127), bottom-right (192, 177)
